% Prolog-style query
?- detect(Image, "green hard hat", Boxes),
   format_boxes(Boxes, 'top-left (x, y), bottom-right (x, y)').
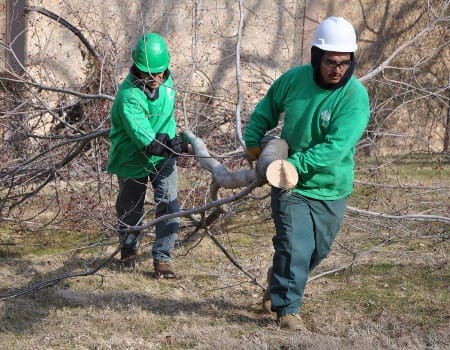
top-left (132, 33), bottom-right (170, 73)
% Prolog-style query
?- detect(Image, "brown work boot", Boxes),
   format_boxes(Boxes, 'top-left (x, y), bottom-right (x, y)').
top-left (278, 313), bottom-right (304, 331)
top-left (262, 266), bottom-right (273, 313)
top-left (154, 260), bottom-right (176, 279)
top-left (120, 248), bottom-right (137, 267)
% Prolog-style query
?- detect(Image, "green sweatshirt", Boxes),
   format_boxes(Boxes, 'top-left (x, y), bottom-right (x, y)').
top-left (243, 64), bottom-right (370, 200)
top-left (107, 74), bottom-right (176, 178)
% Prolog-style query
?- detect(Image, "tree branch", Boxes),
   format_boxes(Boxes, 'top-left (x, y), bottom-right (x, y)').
top-left (24, 6), bottom-right (99, 61)
top-left (0, 246), bottom-right (120, 301)
top-left (205, 228), bottom-right (264, 290)
top-left (234, 0), bottom-right (245, 149)
top-left (347, 206), bottom-right (450, 224)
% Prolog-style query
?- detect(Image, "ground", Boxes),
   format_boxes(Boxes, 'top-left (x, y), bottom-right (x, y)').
top-left (0, 172), bottom-right (449, 349)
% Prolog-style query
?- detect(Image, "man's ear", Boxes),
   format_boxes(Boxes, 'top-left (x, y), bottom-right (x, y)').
top-left (163, 69), bottom-right (171, 81)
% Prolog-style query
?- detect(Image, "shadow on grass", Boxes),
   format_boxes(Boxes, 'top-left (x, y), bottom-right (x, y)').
top-left (0, 252), bottom-right (273, 335)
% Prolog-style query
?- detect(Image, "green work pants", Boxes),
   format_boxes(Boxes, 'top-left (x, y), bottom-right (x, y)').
top-left (270, 188), bottom-right (347, 317)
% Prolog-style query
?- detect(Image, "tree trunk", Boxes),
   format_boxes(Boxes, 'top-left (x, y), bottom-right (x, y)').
top-left (443, 103), bottom-right (450, 153)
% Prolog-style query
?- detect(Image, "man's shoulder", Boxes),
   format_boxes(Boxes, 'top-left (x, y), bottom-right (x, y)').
top-left (349, 75), bottom-right (368, 90)
top-left (115, 77), bottom-right (145, 102)
top-left (346, 76), bottom-right (369, 97)
top-left (276, 65), bottom-right (312, 88)
top-left (283, 64), bottom-right (312, 76)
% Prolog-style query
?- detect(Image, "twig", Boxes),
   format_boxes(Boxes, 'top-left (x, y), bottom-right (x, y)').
top-left (361, 0), bottom-right (449, 87)
top-left (205, 228), bottom-right (264, 290)
top-left (234, 0), bottom-right (245, 149)
top-left (308, 262), bottom-right (354, 282)
top-left (181, 0), bottom-right (198, 127)
top-left (8, 139), bottom-right (91, 209)
top-left (24, 6), bottom-right (99, 61)
top-left (347, 206), bottom-right (450, 224)
top-left (354, 180), bottom-right (450, 190)
top-left (0, 76), bottom-right (114, 101)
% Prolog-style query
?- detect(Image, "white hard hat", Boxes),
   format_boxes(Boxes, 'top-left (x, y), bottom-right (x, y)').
top-left (312, 16), bottom-right (357, 52)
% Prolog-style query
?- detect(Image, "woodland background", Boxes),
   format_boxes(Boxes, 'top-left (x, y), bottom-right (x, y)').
top-left (0, 0), bottom-right (449, 349)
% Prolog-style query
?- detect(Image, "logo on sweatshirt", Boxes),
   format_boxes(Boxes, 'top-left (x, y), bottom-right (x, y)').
top-left (320, 109), bottom-right (331, 127)
top-left (166, 86), bottom-right (175, 101)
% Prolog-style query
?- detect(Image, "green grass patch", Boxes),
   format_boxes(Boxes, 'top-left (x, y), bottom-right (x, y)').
top-left (322, 262), bottom-right (449, 330)
top-left (355, 153), bottom-right (450, 184)
top-left (0, 229), bottom-right (99, 258)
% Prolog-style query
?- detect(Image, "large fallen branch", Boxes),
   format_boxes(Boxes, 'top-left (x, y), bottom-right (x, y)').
top-left (181, 130), bottom-right (298, 201)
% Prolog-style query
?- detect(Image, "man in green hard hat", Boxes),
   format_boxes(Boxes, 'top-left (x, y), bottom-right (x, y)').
top-left (107, 33), bottom-right (189, 278)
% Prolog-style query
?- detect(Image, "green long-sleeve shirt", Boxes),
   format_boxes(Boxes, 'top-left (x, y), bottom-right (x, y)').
top-left (243, 64), bottom-right (370, 200)
top-left (107, 74), bottom-right (177, 178)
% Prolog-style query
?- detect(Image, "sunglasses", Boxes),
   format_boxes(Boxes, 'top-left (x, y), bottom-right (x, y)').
top-left (321, 58), bottom-right (352, 70)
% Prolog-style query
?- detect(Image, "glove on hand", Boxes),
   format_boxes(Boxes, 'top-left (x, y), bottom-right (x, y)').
top-left (246, 146), bottom-right (261, 161)
top-left (145, 134), bottom-right (189, 158)
top-left (170, 135), bottom-right (189, 155)
top-left (145, 133), bottom-right (172, 157)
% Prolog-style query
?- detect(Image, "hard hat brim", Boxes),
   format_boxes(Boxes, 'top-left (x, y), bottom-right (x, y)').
top-left (312, 43), bottom-right (358, 52)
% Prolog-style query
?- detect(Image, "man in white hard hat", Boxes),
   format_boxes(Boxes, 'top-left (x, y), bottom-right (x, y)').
top-left (243, 17), bottom-right (370, 330)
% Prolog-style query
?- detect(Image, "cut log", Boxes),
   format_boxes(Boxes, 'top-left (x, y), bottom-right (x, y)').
top-left (266, 159), bottom-right (298, 189)
top-left (257, 136), bottom-right (298, 189)
top-left (256, 136), bottom-right (289, 178)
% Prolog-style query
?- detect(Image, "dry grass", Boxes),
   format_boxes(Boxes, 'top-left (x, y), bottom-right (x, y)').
top-left (0, 156), bottom-right (449, 350)
top-left (1, 221), bottom-right (448, 349)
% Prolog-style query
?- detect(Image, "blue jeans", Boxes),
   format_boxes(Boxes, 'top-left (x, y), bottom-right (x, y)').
top-left (115, 158), bottom-right (180, 262)
top-left (270, 188), bottom-right (346, 317)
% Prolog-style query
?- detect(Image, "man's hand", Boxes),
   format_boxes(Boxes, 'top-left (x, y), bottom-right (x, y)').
top-left (170, 136), bottom-right (189, 154)
top-left (246, 146), bottom-right (261, 161)
top-left (145, 134), bottom-right (190, 158)
top-left (145, 133), bottom-right (171, 157)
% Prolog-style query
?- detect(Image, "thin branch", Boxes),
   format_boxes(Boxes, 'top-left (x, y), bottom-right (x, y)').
top-left (24, 6), bottom-right (99, 61)
top-left (138, 179), bottom-right (261, 232)
top-left (234, 0), bottom-right (245, 149)
top-left (347, 206), bottom-right (450, 224)
top-left (308, 262), bottom-right (354, 282)
top-left (205, 228), bottom-right (264, 290)
top-left (8, 77), bottom-right (114, 101)
top-left (359, 20), bottom-right (437, 83)
top-left (181, 0), bottom-right (198, 128)
top-left (4, 130), bottom-right (107, 179)
top-left (7, 139), bottom-right (91, 209)
top-left (0, 247), bottom-right (121, 301)
top-left (354, 179), bottom-right (450, 190)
